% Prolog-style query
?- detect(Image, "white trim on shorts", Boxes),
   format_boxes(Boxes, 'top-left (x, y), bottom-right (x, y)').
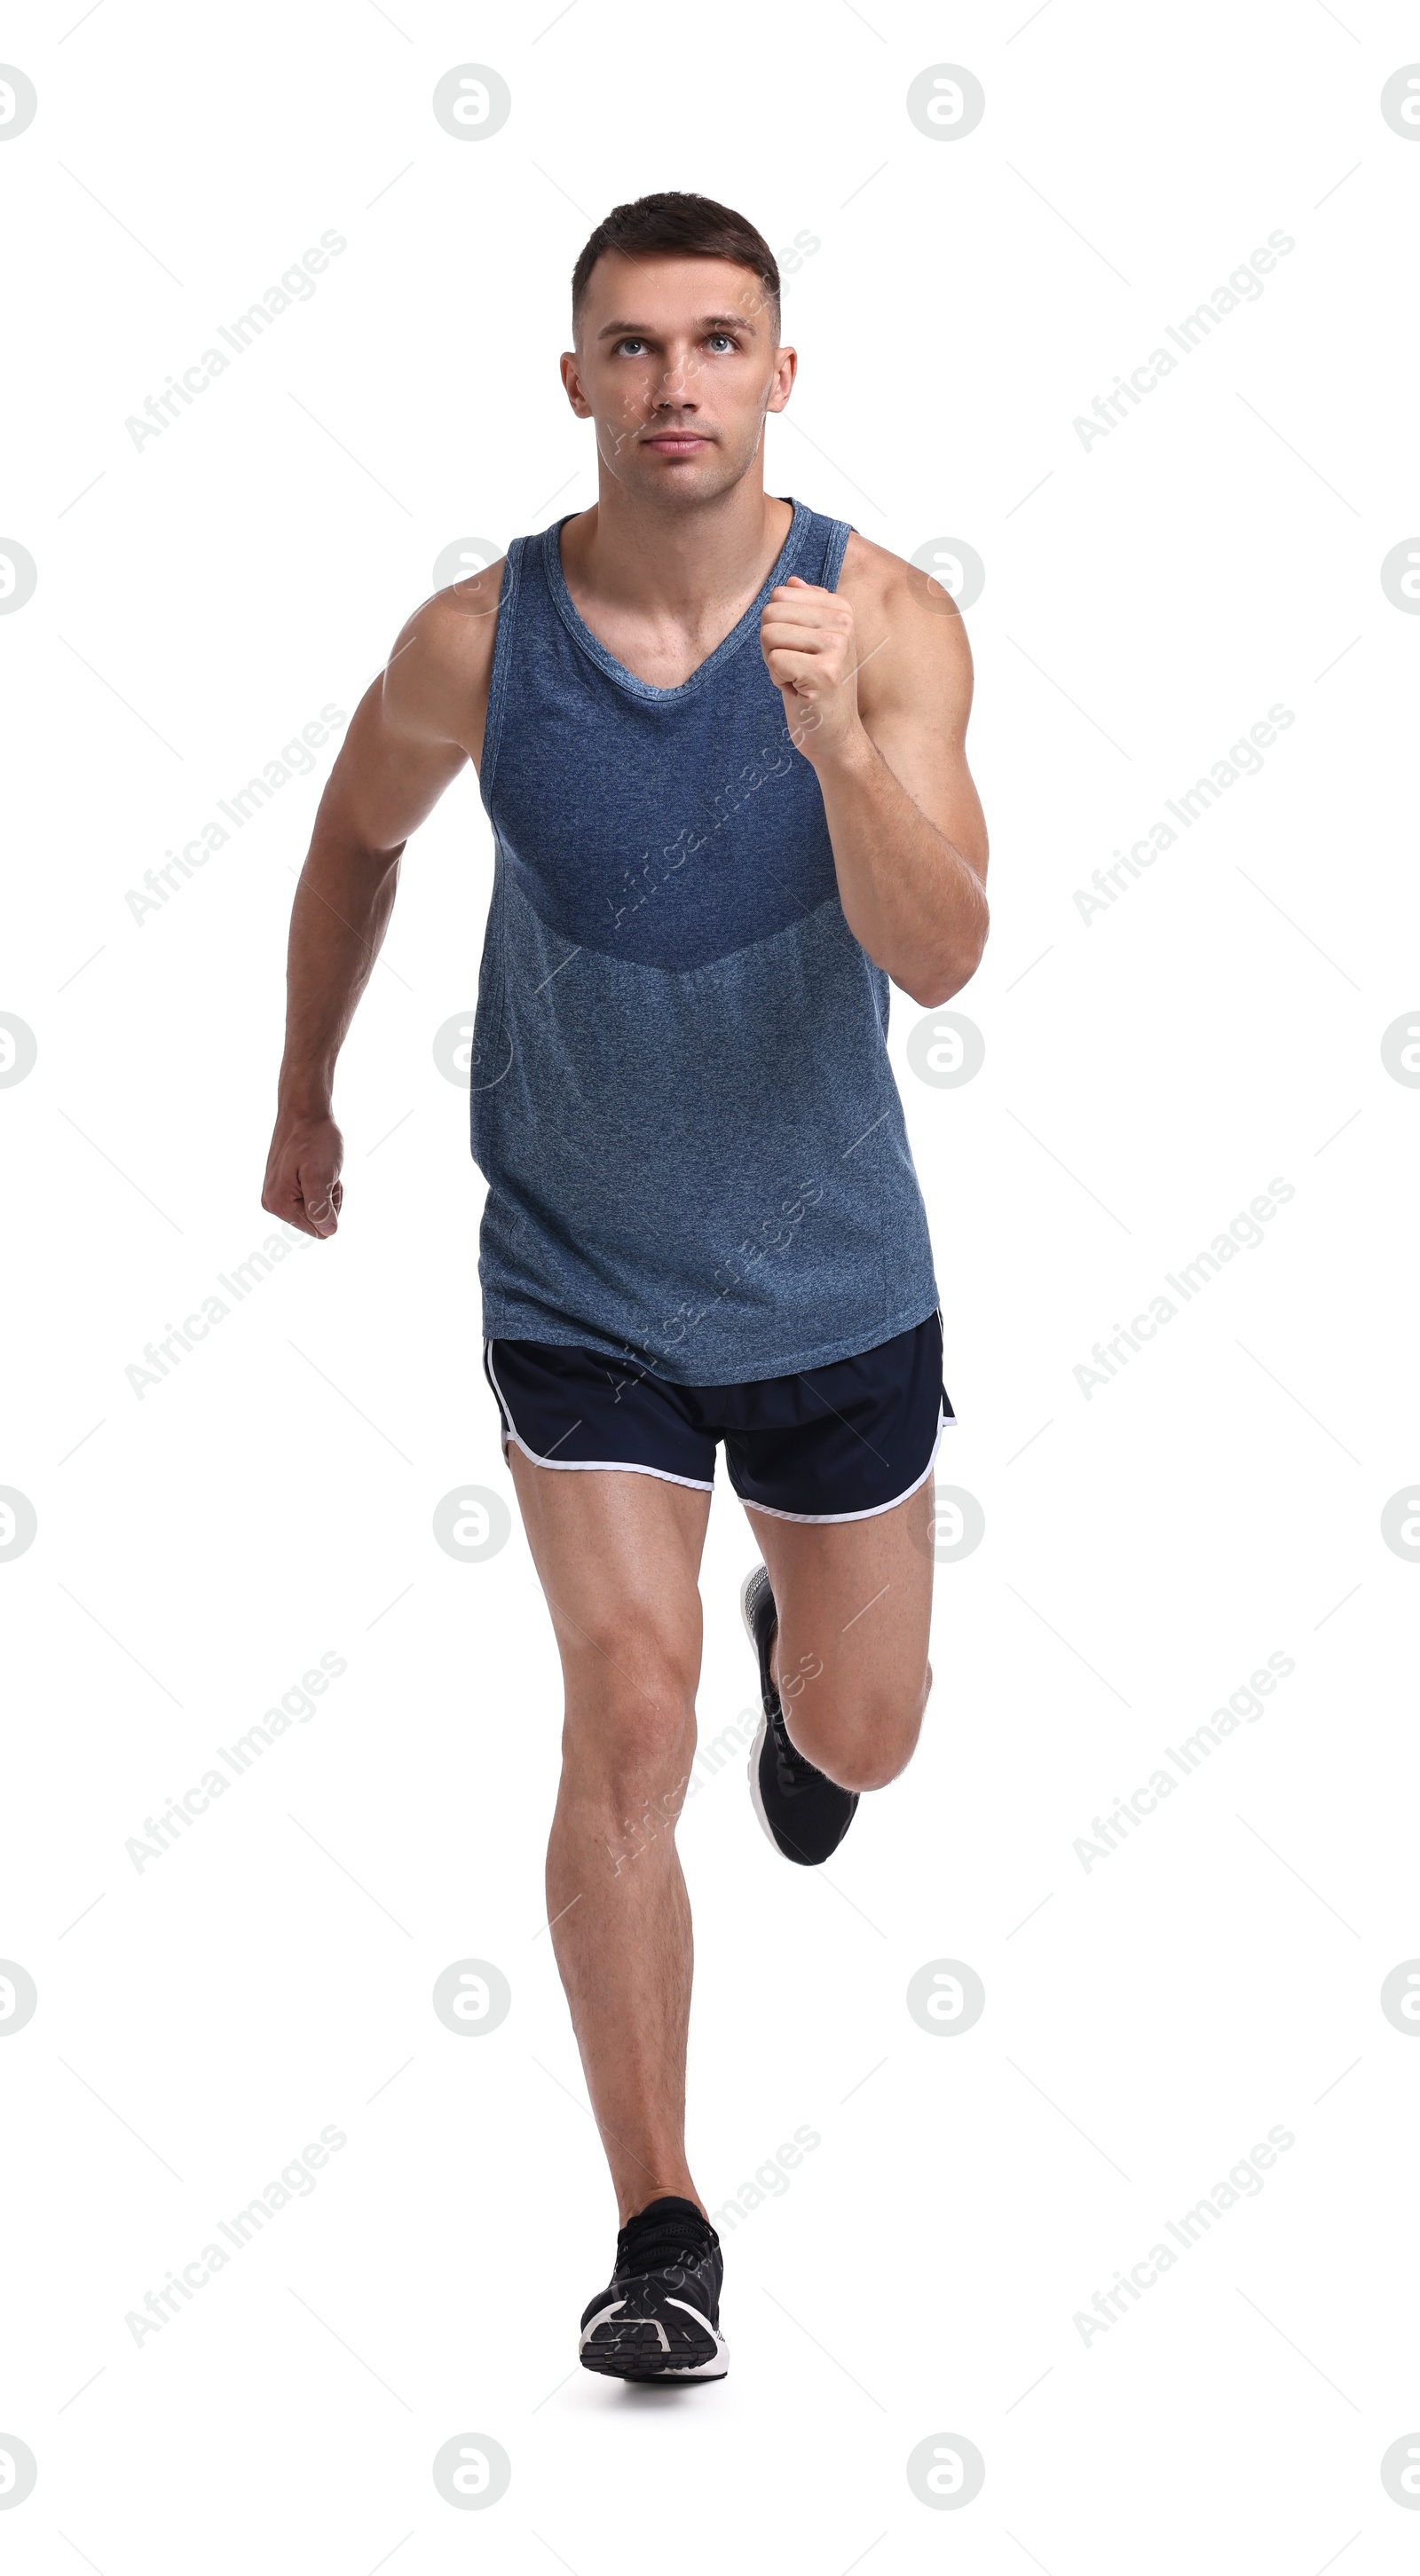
top-left (485, 1343), bottom-right (951, 1519)
top-left (736, 1402), bottom-right (952, 1526)
top-left (484, 1343), bottom-right (715, 1493)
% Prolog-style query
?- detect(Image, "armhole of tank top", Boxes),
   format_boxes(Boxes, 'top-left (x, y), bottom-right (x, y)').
top-left (477, 539), bottom-right (524, 808)
top-left (822, 517), bottom-right (855, 594)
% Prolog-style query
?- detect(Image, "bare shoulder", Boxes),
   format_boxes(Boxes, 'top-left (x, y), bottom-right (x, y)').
top-left (382, 556), bottom-right (509, 762)
top-left (835, 529), bottom-right (974, 734)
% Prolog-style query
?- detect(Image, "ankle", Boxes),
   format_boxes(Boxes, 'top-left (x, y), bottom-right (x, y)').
top-left (618, 2181), bottom-right (706, 2226)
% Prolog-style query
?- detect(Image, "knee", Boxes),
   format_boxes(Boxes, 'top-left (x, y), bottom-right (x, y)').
top-left (788, 1662), bottom-right (931, 1794)
top-left (560, 1623), bottom-right (699, 1807)
top-left (816, 1723), bottom-right (919, 1794)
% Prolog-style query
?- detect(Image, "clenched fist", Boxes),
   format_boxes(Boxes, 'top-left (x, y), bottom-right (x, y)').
top-left (760, 574), bottom-right (864, 768)
top-left (262, 1107), bottom-right (344, 1239)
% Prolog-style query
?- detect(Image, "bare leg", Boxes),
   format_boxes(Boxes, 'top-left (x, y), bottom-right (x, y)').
top-left (745, 1476), bottom-right (935, 1791)
top-left (508, 1447), bottom-right (712, 2225)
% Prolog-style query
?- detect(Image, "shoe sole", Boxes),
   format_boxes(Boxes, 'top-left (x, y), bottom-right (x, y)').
top-left (740, 1565), bottom-right (859, 1868)
top-left (739, 1571), bottom-right (783, 1855)
top-left (580, 2303), bottom-right (729, 2382)
top-left (746, 1709), bottom-right (779, 1853)
top-left (580, 2340), bottom-right (729, 2383)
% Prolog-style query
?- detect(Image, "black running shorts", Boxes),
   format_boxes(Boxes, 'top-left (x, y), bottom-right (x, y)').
top-left (483, 1312), bottom-right (951, 1524)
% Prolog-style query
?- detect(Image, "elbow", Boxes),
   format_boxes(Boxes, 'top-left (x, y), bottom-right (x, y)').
top-left (900, 921), bottom-right (990, 1010)
top-left (903, 972), bottom-right (963, 1009)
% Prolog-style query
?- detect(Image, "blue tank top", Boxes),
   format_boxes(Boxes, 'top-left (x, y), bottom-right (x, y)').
top-left (470, 496), bottom-right (938, 1385)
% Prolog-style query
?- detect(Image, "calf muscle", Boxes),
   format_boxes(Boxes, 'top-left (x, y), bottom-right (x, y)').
top-left (746, 1477), bottom-right (935, 1792)
top-left (509, 1449), bottom-right (713, 2223)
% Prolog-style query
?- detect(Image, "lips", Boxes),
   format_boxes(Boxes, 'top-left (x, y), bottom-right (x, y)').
top-left (643, 434), bottom-right (708, 452)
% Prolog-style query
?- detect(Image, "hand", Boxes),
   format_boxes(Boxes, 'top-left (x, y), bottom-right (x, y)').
top-left (760, 575), bottom-right (866, 768)
top-left (262, 1107), bottom-right (344, 1239)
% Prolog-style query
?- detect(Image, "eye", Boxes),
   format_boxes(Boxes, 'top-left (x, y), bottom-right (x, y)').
top-left (613, 336), bottom-right (648, 356)
top-left (706, 333), bottom-right (737, 352)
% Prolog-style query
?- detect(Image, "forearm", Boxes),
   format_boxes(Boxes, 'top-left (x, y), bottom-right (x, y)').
top-left (262, 590), bottom-right (481, 1236)
top-left (278, 821), bottom-right (404, 1111)
top-left (816, 731), bottom-right (989, 1007)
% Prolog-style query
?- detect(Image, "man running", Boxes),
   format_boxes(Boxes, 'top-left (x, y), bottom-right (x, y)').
top-left (262, 191), bottom-right (988, 2383)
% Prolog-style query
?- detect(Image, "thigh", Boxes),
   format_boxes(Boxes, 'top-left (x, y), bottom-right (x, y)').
top-left (508, 1445), bottom-right (713, 1713)
top-left (724, 1311), bottom-right (945, 1729)
top-left (744, 1475), bottom-right (935, 1731)
top-left (487, 1335), bottom-right (716, 1708)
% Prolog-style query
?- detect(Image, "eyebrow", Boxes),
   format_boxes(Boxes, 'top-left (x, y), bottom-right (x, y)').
top-left (596, 313), bottom-right (759, 342)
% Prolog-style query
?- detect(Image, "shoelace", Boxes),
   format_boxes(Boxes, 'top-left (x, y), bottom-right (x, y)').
top-left (616, 2215), bottom-right (714, 2277)
top-left (770, 1691), bottom-right (827, 1791)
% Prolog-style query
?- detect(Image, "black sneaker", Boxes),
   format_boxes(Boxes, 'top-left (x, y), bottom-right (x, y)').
top-left (740, 1563), bottom-right (859, 1865)
top-left (579, 2196), bottom-right (728, 2382)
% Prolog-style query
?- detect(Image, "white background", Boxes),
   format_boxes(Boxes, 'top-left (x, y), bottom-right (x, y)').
top-left (4, 0), bottom-right (1420, 2565)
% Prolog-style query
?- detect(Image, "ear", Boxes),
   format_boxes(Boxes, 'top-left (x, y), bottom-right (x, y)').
top-left (560, 350), bottom-right (593, 419)
top-left (765, 344), bottom-right (797, 414)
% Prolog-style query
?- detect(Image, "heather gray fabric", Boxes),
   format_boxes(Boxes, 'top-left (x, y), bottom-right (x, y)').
top-left (469, 496), bottom-right (938, 1385)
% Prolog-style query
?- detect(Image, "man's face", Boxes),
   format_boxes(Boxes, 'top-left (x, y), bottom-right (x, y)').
top-left (562, 253), bottom-right (795, 508)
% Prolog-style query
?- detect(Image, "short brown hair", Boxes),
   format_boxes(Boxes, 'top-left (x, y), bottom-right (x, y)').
top-left (572, 191), bottom-right (780, 341)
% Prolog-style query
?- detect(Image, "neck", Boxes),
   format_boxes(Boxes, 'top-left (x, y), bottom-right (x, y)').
top-left (563, 469), bottom-right (792, 617)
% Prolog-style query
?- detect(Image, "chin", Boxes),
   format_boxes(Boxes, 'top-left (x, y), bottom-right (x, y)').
top-left (635, 453), bottom-right (747, 510)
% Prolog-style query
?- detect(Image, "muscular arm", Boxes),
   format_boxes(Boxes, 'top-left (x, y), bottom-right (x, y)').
top-left (759, 541), bottom-right (989, 1006)
top-left (261, 564), bottom-right (502, 1237)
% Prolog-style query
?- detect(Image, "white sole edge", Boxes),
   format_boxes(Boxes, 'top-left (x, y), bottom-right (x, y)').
top-left (580, 2297), bottom-right (730, 2380)
top-left (740, 1569), bottom-right (784, 1855)
top-left (746, 1710), bottom-right (780, 1853)
top-left (738, 1565), bottom-right (765, 1653)
top-left (659, 2304), bottom-right (730, 2379)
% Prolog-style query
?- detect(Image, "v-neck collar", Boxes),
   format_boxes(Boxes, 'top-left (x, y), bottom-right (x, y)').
top-left (540, 497), bottom-right (809, 704)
